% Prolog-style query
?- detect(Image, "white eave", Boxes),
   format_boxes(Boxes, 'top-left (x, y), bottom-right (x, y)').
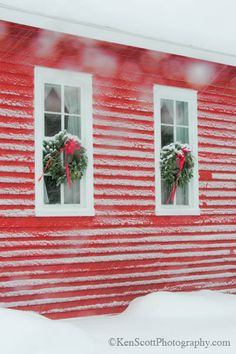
top-left (0, 4), bottom-right (236, 67)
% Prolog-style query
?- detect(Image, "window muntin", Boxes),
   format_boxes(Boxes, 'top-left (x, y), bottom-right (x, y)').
top-left (154, 85), bottom-right (199, 215)
top-left (35, 67), bottom-right (94, 217)
top-left (43, 83), bottom-right (82, 206)
top-left (160, 99), bottom-right (190, 206)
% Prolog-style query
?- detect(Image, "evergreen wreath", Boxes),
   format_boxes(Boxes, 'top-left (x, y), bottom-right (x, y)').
top-left (160, 142), bottom-right (194, 189)
top-left (42, 130), bottom-right (88, 186)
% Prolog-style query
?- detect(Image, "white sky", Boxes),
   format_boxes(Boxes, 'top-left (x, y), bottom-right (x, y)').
top-left (1, 0), bottom-right (236, 57)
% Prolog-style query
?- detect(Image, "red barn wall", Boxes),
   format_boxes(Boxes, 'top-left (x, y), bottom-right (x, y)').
top-left (0, 20), bottom-right (235, 319)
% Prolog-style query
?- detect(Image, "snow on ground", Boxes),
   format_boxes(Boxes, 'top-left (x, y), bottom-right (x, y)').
top-left (0, 307), bottom-right (102, 354)
top-left (70, 290), bottom-right (236, 354)
top-left (0, 290), bottom-right (235, 353)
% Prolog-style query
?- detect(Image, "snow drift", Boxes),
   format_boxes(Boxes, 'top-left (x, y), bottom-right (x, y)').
top-left (73, 290), bottom-right (236, 353)
top-left (0, 307), bottom-right (100, 354)
top-left (123, 290), bottom-right (236, 319)
top-left (0, 290), bottom-right (236, 354)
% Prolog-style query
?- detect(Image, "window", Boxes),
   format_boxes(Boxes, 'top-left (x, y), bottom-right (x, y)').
top-left (154, 85), bottom-right (199, 215)
top-left (35, 67), bottom-right (94, 216)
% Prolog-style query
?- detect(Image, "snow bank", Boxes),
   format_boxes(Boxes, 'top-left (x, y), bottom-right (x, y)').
top-left (1, 291), bottom-right (236, 354)
top-left (0, 307), bottom-right (99, 354)
top-left (72, 290), bottom-right (236, 354)
top-left (122, 290), bottom-right (236, 319)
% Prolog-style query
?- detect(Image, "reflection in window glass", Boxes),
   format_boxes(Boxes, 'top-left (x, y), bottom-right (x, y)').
top-left (176, 127), bottom-right (189, 144)
top-left (65, 115), bottom-right (81, 139)
top-left (44, 176), bottom-right (61, 204)
top-left (176, 101), bottom-right (188, 126)
top-left (176, 184), bottom-right (189, 205)
top-left (44, 114), bottom-right (61, 136)
top-left (161, 180), bottom-right (173, 205)
top-left (161, 99), bottom-right (174, 125)
top-left (64, 86), bottom-right (80, 114)
top-left (161, 125), bottom-right (174, 147)
top-left (64, 180), bottom-right (80, 204)
top-left (45, 84), bottom-right (61, 112)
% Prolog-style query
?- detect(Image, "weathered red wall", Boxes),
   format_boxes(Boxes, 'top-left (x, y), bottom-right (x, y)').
top-left (0, 20), bottom-right (235, 319)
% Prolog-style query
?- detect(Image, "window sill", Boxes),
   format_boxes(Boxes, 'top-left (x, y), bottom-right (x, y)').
top-left (155, 207), bottom-right (200, 216)
top-left (35, 206), bottom-right (95, 217)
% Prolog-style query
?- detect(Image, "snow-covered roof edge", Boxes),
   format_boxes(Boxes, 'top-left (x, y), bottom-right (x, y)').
top-left (0, 3), bottom-right (236, 67)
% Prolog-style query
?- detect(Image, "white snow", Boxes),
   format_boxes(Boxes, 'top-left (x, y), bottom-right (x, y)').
top-left (1, 0), bottom-right (236, 58)
top-left (1, 290), bottom-right (235, 353)
top-left (185, 62), bottom-right (216, 86)
top-left (70, 290), bottom-right (236, 353)
top-left (0, 307), bottom-right (100, 354)
top-left (123, 290), bottom-right (236, 319)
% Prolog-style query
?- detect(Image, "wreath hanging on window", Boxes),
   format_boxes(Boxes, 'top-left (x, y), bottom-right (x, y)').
top-left (40, 130), bottom-right (88, 186)
top-left (160, 142), bottom-right (194, 203)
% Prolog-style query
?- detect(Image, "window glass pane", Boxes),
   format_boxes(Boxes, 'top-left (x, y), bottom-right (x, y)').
top-left (65, 115), bottom-right (81, 139)
top-left (45, 114), bottom-right (61, 136)
top-left (176, 127), bottom-right (189, 144)
top-left (64, 86), bottom-right (80, 114)
top-left (161, 125), bottom-right (174, 147)
top-left (44, 177), bottom-right (61, 204)
top-left (176, 101), bottom-right (188, 126)
top-left (161, 99), bottom-right (174, 125)
top-left (176, 184), bottom-right (189, 205)
top-left (45, 84), bottom-right (61, 112)
top-left (64, 180), bottom-right (80, 204)
top-left (161, 180), bottom-right (173, 205)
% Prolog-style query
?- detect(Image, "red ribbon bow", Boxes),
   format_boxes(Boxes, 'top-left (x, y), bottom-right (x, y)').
top-left (166, 147), bottom-right (190, 204)
top-left (63, 139), bottom-right (81, 186)
top-left (39, 138), bottom-right (81, 187)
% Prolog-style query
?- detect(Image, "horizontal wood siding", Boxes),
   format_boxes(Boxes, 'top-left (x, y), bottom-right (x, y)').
top-left (0, 20), bottom-right (235, 319)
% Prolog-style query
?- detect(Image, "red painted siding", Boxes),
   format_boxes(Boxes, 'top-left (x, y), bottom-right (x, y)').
top-left (0, 20), bottom-right (235, 319)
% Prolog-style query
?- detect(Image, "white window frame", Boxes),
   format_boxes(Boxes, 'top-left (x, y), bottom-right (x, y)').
top-left (154, 84), bottom-right (200, 216)
top-left (34, 66), bottom-right (94, 217)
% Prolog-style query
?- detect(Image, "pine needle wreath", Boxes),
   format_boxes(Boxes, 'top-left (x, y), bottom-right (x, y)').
top-left (160, 142), bottom-right (194, 189)
top-left (42, 130), bottom-right (88, 186)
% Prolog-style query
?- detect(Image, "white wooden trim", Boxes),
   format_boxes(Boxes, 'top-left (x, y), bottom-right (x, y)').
top-left (154, 85), bottom-right (200, 216)
top-left (0, 5), bottom-right (235, 67)
top-left (35, 206), bottom-right (95, 217)
top-left (34, 66), bottom-right (94, 217)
